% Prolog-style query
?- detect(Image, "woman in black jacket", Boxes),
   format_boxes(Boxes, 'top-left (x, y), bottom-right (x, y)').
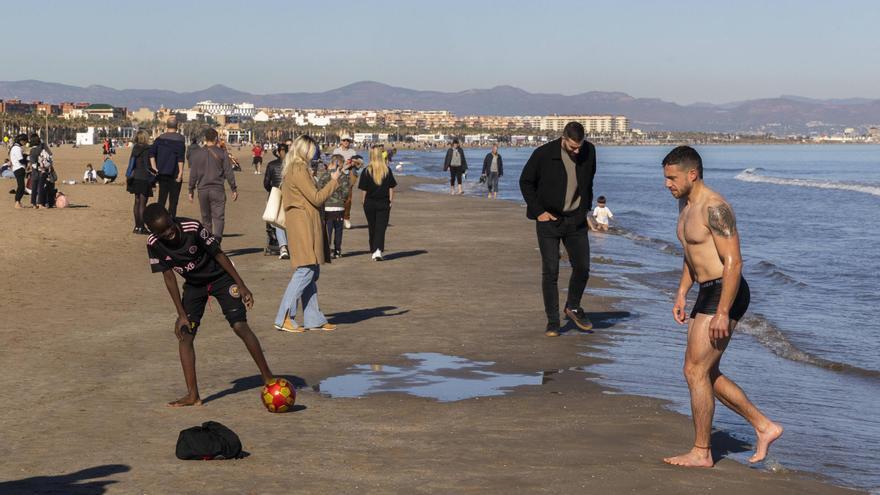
top-left (28, 134), bottom-right (52, 208)
top-left (359, 146), bottom-right (397, 261)
top-left (127, 130), bottom-right (155, 234)
top-left (263, 143), bottom-right (289, 259)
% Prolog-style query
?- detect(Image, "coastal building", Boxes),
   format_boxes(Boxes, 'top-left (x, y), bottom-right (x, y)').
top-left (353, 132), bottom-right (378, 144)
top-left (82, 103), bottom-right (128, 120)
top-left (253, 110), bottom-right (271, 122)
top-left (75, 126), bottom-right (96, 146)
top-left (539, 115), bottom-right (630, 134)
top-left (194, 100), bottom-right (256, 118)
top-left (130, 107), bottom-right (155, 123)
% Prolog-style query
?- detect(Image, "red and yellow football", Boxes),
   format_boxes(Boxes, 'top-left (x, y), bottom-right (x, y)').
top-left (261, 378), bottom-right (296, 413)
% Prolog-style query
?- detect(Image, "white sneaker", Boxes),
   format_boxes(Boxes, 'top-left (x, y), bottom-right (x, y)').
top-left (371, 249), bottom-right (381, 261)
top-left (344, 219), bottom-right (352, 229)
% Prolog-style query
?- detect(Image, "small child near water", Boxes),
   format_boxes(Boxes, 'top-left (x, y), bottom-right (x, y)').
top-left (591, 196), bottom-right (613, 231)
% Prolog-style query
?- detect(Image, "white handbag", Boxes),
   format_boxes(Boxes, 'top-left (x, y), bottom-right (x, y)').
top-left (262, 187), bottom-right (286, 228)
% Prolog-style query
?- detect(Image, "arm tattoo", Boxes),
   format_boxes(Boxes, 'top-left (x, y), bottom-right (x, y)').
top-left (708, 204), bottom-right (737, 238)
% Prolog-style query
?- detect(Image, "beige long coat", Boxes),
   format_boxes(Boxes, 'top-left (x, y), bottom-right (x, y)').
top-left (282, 164), bottom-right (338, 267)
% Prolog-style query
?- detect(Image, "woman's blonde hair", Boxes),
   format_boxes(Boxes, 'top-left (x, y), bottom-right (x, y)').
top-left (282, 135), bottom-right (318, 178)
top-left (135, 129), bottom-right (150, 146)
top-left (367, 146), bottom-right (389, 185)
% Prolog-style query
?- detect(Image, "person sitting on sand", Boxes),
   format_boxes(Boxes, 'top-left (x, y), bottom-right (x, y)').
top-left (143, 203), bottom-right (275, 407)
top-left (591, 196), bottom-right (613, 231)
top-left (97, 157), bottom-right (118, 184)
top-left (661, 145), bottom-right (783, 467)
top-left (83, 164), bottom-right (98, 183)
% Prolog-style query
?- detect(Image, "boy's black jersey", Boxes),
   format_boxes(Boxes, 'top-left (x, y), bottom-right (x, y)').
top-left (147, 218), bottom-right (225, 285)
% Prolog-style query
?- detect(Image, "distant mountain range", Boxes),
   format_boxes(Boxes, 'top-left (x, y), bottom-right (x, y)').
top-left (3, 79), bottom-right (880, 133)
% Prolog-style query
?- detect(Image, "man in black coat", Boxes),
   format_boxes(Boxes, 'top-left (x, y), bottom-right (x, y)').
top-left (442, 139), bottom-right (468, 195)
top-left (519, 122), bottom-right (596, 337)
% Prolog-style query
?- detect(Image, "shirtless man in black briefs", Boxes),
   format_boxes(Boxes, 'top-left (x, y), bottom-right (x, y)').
top-left (661, 146), bottom-right (783, 467)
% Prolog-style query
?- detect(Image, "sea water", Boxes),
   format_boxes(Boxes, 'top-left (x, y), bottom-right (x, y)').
top-left (390, 144), bottom-right (880, 492)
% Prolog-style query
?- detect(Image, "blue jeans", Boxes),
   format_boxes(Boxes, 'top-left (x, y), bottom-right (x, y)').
top-left (275, 226), bottom-right (287, 247)
top-left (274, 265), bottom-right (327, 328)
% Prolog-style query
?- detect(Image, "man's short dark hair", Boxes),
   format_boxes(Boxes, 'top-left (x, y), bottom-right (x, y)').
top-left (29, 133), bottom-right (41, 146)
top-left (563, 122), bottom-right (585, 142)
top-left (166, 116), bottom-right (178, 129)
top-left (204, 128), bottom-right (219, 142)
top-left (15, 133), bottom-right (28, 144)
top-left (452, 139), bottom-right (459, 145)
top-left (597, 195), bottom-right (606, 203)
top-left (662, 145), bottom-right (703, 179)
top-left (143, 203), bottom-right (170, 228)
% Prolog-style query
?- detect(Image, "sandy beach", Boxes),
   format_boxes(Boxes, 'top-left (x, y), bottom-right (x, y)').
top-left (0, 144), bottom-right (861, 494)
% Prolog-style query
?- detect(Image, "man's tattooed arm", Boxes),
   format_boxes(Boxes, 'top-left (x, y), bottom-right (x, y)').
top-left (708, 203), bottom-right (737, 238)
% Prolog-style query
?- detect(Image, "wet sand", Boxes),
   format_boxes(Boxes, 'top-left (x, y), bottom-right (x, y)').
top-left (0, 145), bottom-right (860, 494)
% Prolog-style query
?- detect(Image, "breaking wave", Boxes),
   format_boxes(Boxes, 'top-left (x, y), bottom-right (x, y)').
top-left (738, 314), bottom-right (880, 379)
top-left (735, 168), bottom-right (880, 197)
top-left (753, 260), bottom-right (808, 288)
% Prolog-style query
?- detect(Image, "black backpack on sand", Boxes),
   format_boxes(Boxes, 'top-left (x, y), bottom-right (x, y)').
top-left (175, 421), bottom-right (244, 460)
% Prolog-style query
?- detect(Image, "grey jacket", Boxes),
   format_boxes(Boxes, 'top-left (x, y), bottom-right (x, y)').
top-left (188, 145), bottom-right (237, 193)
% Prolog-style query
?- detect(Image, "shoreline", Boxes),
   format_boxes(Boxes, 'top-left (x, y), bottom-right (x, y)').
top-left (0, 145), bottom-right (862, 494)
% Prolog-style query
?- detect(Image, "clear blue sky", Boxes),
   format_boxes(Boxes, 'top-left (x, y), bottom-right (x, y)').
top-left (6, 0), bottom-right (880, 104)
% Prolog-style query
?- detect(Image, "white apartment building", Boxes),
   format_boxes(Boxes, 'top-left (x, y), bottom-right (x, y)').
top-left (539, 115), bottom-right (630, 134)
top-left (353, 133), bottom-right (377, 144)
top-left (195, 100), bottom-right (256, 118)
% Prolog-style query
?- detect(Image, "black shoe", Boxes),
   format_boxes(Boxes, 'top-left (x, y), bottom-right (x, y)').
top-left (565, 307), bottom-right (593, 331)
top-left (545, 322), bottom-right (560, 337)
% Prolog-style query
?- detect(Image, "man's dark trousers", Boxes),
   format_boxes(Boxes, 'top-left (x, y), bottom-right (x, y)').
top-left (157, 175), bottom-right (182, 218)
top-left (536, 212), bottom-right (590, 325)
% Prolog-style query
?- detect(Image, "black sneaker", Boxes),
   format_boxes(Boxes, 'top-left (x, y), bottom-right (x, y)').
top-left (545, 322), bottom-right (560, 337)
top-left (564, 307), bottom-right (593, 331)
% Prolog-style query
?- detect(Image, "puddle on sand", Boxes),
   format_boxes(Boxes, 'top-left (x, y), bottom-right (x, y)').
top-left (317, 353), bottom-right (544, 402)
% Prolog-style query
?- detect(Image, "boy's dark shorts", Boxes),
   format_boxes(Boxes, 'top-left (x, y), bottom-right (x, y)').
top-left (182, 273), bottom-right (247, 333)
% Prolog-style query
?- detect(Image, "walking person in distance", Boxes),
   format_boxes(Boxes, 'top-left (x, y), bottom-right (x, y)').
top-left (482, 144), bottom-right (504, 199)
top-left (359, 146), bottom-right (397, 261)
top-left (149, 117), bottom-right (186, 218)
top-left (127, 129), bottom-right (156, 234)
top-left (443, 139), bottom-right (467, 195)
top-left (187, 128), bottom-right (238, 242)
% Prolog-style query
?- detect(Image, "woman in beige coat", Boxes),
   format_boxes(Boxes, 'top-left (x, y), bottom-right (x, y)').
top-left (273, 136), bottom-right (340, 332)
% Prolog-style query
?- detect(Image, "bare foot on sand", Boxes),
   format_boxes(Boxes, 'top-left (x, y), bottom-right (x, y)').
top-left (663, 447), bottom-right (714, 468)
top-left (167, 395), bottom-right (203, 407)
top-left (749, 422), bottom-right (784, 463)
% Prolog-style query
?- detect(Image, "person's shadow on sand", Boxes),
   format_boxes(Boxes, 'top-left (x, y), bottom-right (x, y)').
top-left (225, 247), bottom-right (264, 257)
top-left (201, 374), bottom-right (308, 410)
top-left (710, 430), bottom-right (753, 462)
top-left (382, 249), bottom-right (428, 261)
top-left (0, 464), bottom-right (130, 495)
top-left (562, 311), bottom-right (631, 333)
top-left (327, 306), bottom-right (410, 325)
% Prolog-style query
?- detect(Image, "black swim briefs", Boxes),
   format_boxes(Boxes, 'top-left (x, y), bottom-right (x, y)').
top-left (690, 276), bottom-right (750, 322)
top-left (182, 273), bottom-right (247, 333)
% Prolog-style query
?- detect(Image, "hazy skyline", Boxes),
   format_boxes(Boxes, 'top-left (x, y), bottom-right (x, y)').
top-left (6, 0), bottom-right (880, 104)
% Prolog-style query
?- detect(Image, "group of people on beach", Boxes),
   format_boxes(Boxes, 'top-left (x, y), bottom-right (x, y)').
top-left (10, 115), bottom-right (783, 469)
top-left (5, 133), bottom-right (69, 209)
top-left (140, 120), bottom-right (399, 406)
top-left (518, 121), bottom-right (782, 467)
